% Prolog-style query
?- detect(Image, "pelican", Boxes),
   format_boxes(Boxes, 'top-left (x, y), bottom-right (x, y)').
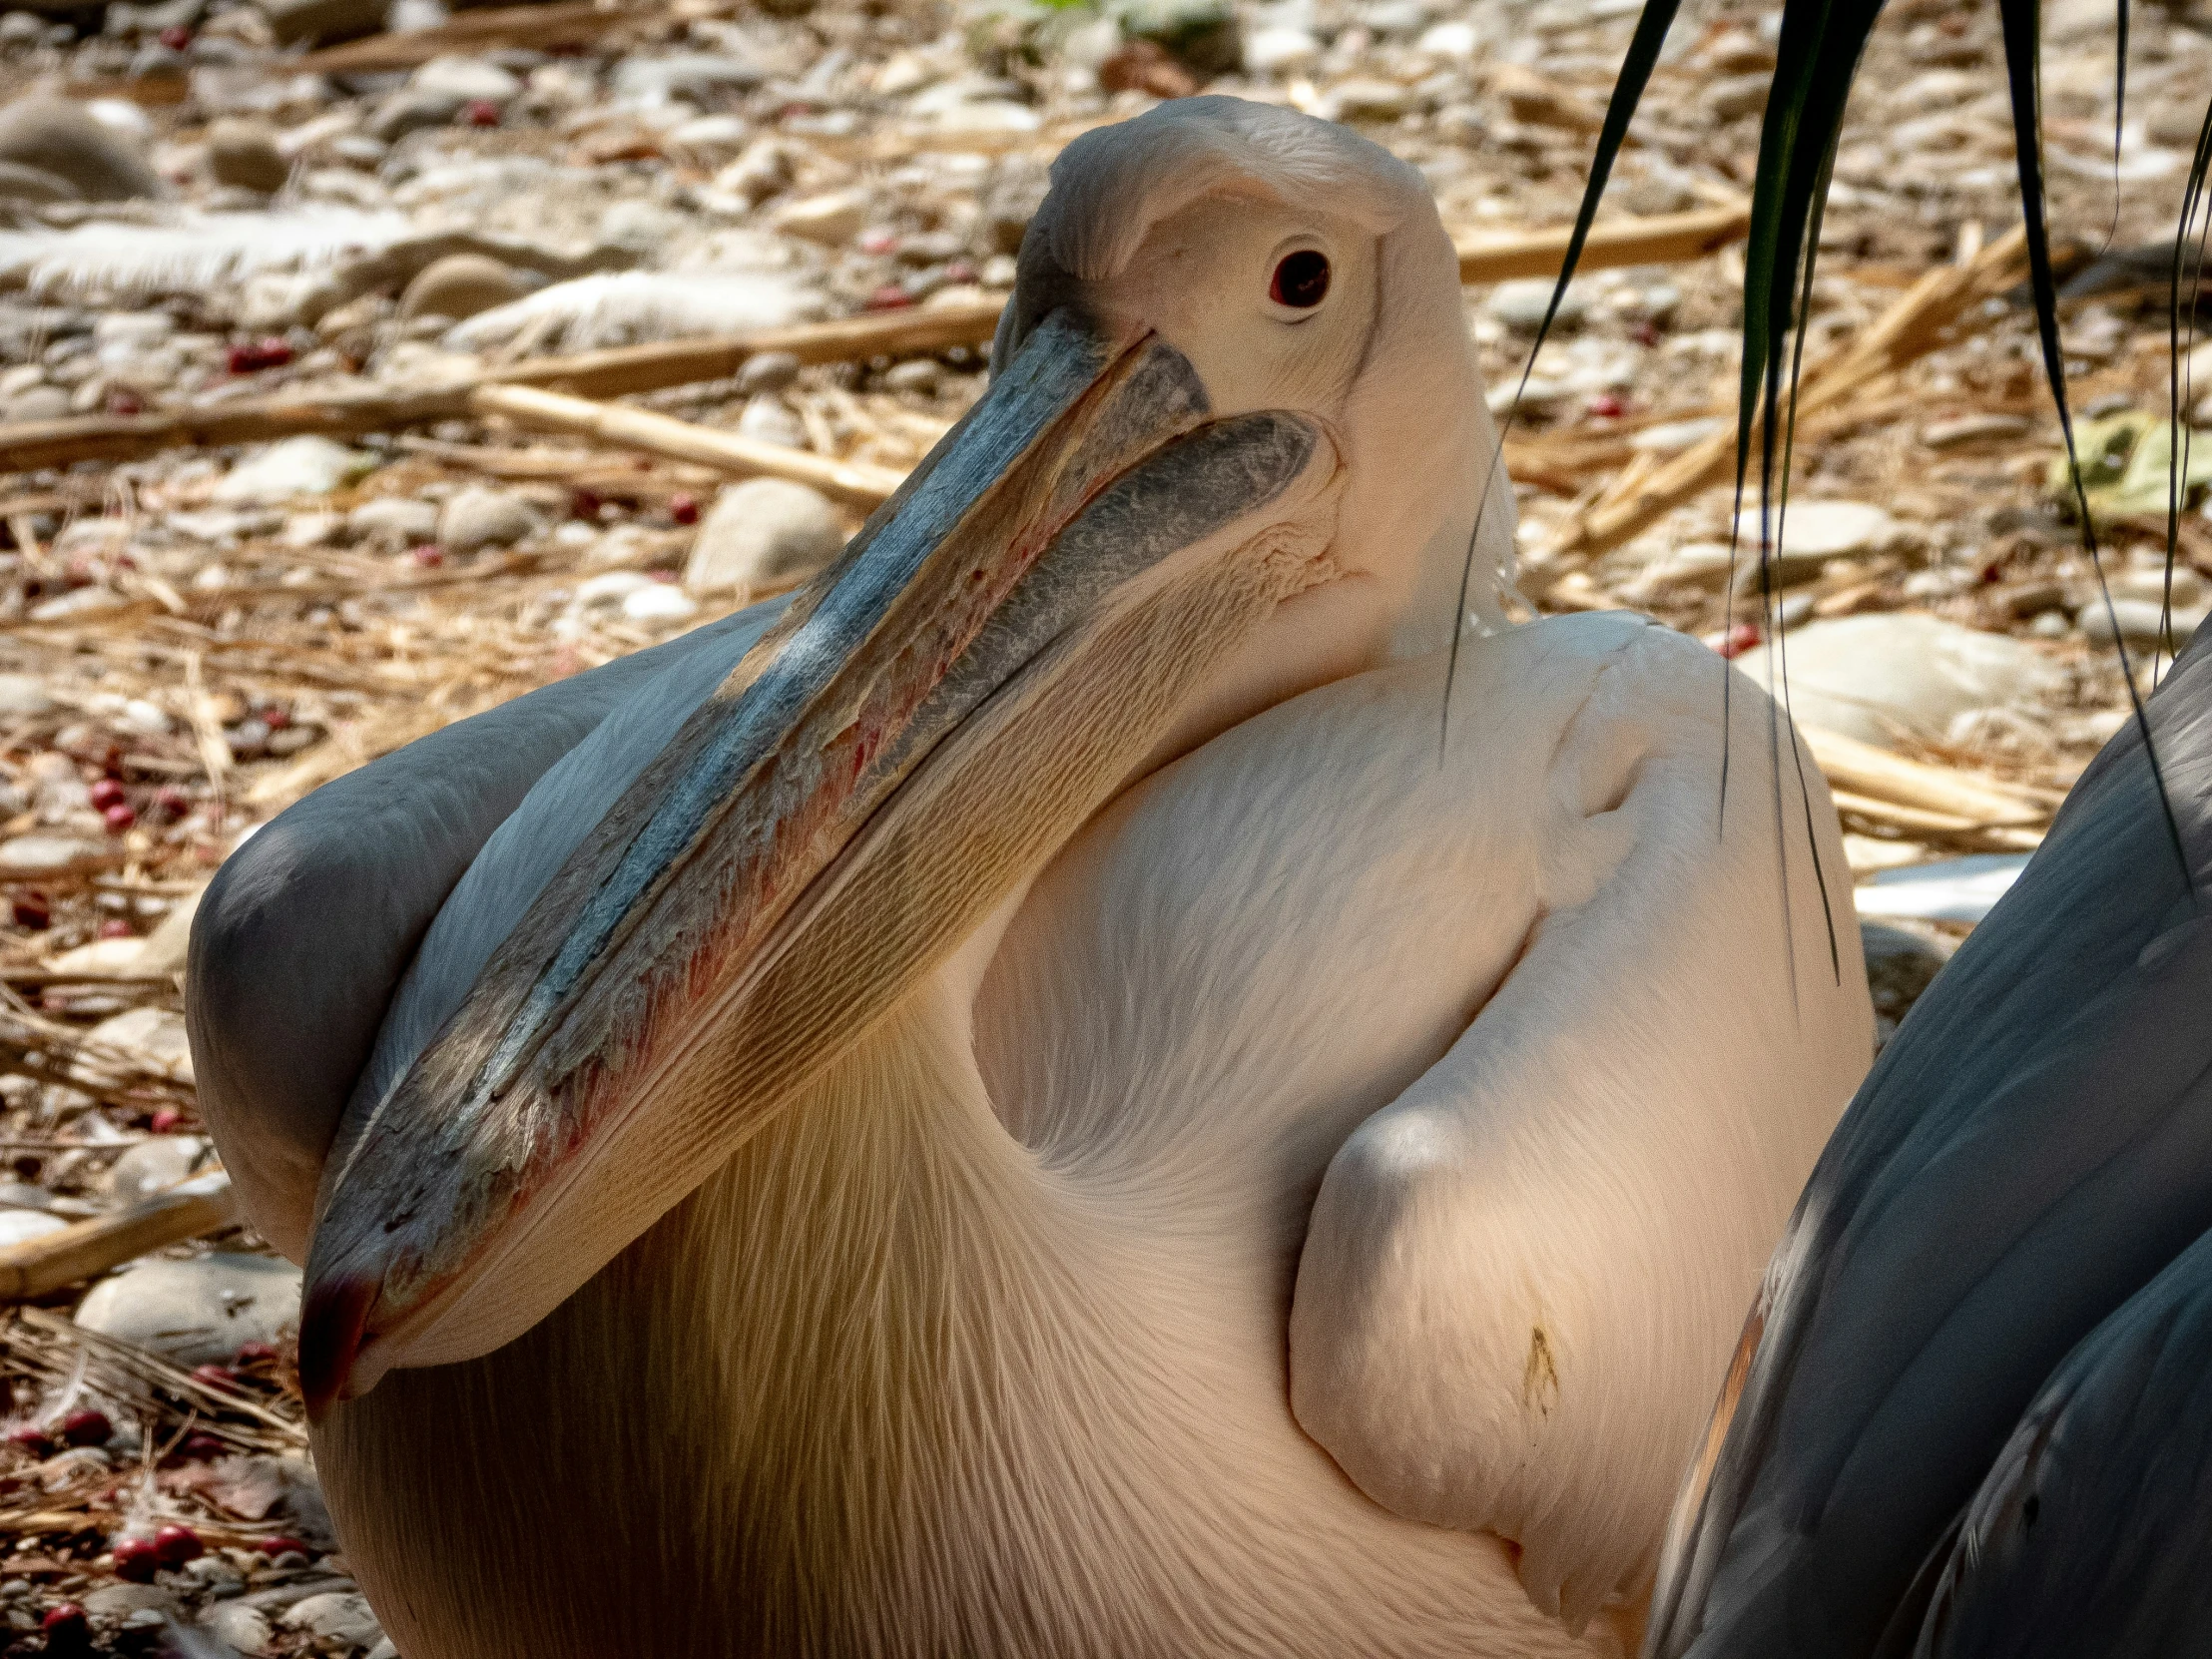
top-left (189, 98), bottom-right (1871, 1658)
top-left (1644, 618), bottom-right (2212, 1659)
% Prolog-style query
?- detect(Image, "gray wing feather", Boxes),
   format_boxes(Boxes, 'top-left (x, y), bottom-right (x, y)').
top-left (1914, 1220), bottom-right (2212, 1658)
top-left (187, 600), bottom-right (788, 1261)
top-left (1648, 625), bottom-right (2212, 1659)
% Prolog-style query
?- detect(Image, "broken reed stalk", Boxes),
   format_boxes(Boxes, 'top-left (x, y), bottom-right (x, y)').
top-left (0, 1174), bottom-right (235, 1302)
top-left (470, 384), bottom-right (907, 508)
top-left (1801, 722), bottom-right (2050, 828)
top-left (1452, 201), bottom-right (1749, 283)
top-left (1554, 222), bottom-right (2033, 558)
top-left (289, 0), bottom-right (626, 73)
top-left (0, 300), bottom-right (1009, 475)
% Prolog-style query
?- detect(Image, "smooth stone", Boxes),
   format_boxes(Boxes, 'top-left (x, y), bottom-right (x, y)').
top-left (203, 1600), bottom-right (276, 1656)
top-left (0, 834), bottom-right (111, 877)
top-left (0, 96), bottom-right (162, 203)
top-left (775, 189), bottom-right (867, 248)
top-left (0, 672), bottom-right (54, 716)
top-left (409, 54), bottom-right (521, 104)
top-left (0, 1211), bottom-right (68, 1249)
top-left (369, 87), bottom-right (467, 144)
top-left (75, 1253), bottom-right (302, 1366)
top-left (735, 394), bottom-right (806, 449)
top-left (86, 1005), bottom-right (193, 1081)
top-left (206, 116), bottom-right (288, 194)
top-left (282, 1592), bottom-right (382, 1647)
top-left (399, 253), bottom-right (523, 322)
top-left (1414, 18), bottom-right (1478, 55)
top-left (575, 570), bottom-right (651, 606)
top-left (610, 52), bottom-right (765, 105)
top-left (106, 1135), bottom-right (209, 1204)
top-left (1731, 499), bottom-right (1899, 569)
top-left (6, 383), bottom-right (70, 420)
top-left (82, 1583), bottom-right (178, 1618)
top-left (1734, 614), bottom-right (2065, 751)
top-left (2079, 594), bottom-right (2211, 648)
top-left (622, 583), bottom-right (700, 626)
top-left (1241, 24), bottom-right (1320, 71)
top-left (436, 485), bottom-right (537, 553)
top-left (348, 496), bottom-right (439, 549)
top-left (883, 357), bottom-right (940, 396)
top-left (684, 477), bottom-right (842, 596)
top-left (1486, 277), bottom-right (1585, 331)
top-left (1856, 853), bottom-right (2031, 925)
top-left (1922, 412), bottom-right (2030, 449)
top-left (1111, 0), bottom-right (1240, 74)
top-left (43, 936), bottom-right (147, 974)
top-left (597, 199), bottom-right (685, 255)
top-left (735, 349), bottom-right (801, 396)
top-left (215, 437), bottom-right (377, 506)
top-left (1329, 79), bottom-right (1418, 122)
top-left (0, 1181), bottom-right (53, 1210)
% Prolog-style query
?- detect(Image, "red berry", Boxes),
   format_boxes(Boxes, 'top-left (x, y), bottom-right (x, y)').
top-left (192, 1363), bottom-right (236, 1388)
top-left (3, 1423), bottom-right (52, 1455)
top-left (158, 23), bottom-right (191, 47)
top-left (864, 284), bottom-right (912, 311)
top-left (12, 891), bottom-right (51, 930)
top-left (462, 98), bottom-right (501, 126)
top-left (569, 488), bottom-right (601, 520)
top-left (102, 802), bottom-right (136, 834)
top-left (98, 917), bottom-right (132, 939)
top-left (857, 228), bottom-right (897, 256)
top-left (176, 1431), bottom-right (227, 1460)
top-left (260, 705), bottom-right (290, 730)
top-left (57, 1408), bottom-right (109, 1447)
top-left (1717, 621), bottom-right (1762, 660)
top-left (225, 338), bottom-right (292, 375)
top-left (943, 260), bottom-right (977, 285)
top-left (1630, 319), bottom-right (1662, 347)
top-left (409, 544), bottom-right (444, 568)
top-left (257, 1534), bottom-right (310, 1557)
top-left (153, 1523), bottom-right (204, 1566)
top-left (112, 1535), bottom-right (160, 1581)
top-left (1586, 392), bottom-right (1625, 419)
top-left (668, 493), bottom-right (700, 526)
top-left (235, 1342), bottom-right (277, 1364)
top-left (152, 785), bottom-right (190, 821)
top-left (108, 389), bottom-right (144, 417)
top-left (150, 1106), bottom-right (183, 1134)
top-left (87, 778), bottom-right (125, 811)
top-left (40, 1604), bottom-right (89, 1651)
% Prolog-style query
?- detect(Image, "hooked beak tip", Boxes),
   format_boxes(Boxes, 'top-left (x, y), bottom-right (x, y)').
top-left (297, 1273), bottom-right (375, 1422)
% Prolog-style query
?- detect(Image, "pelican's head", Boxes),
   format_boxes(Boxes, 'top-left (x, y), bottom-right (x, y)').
top-left (296, 97), bottom-right (1511, 1412)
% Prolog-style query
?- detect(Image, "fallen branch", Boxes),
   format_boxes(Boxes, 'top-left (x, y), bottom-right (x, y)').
top-left (1454, 202), bottom-right (1748, 284)
top-left (1552, 223), bottom-right (2032, 559)
top-left (0, 300), bottom-right (1007, 475)
top-left (0, 1173), bottom-right (235, 1302)
top-left (470, 384), bottom-right (906, 508)
top-left (290, 0), bottom-right (629, 73)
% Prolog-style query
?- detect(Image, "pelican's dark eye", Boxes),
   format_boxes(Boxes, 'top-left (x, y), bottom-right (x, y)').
top-left (1270, 250), bottom-right (1331, 309)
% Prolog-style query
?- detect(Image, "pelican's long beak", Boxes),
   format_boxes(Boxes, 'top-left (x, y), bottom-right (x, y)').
top-left (299, 310), bottom-right (1340, 1414)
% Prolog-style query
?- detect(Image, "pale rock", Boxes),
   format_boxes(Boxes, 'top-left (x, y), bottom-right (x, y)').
top-left (1327, 79), bottom-right (1418, 122)
top-left (410, 54), bottom-right (521, 105)
top-left (75, 1253), bottom-right (302, 1366)
top-left (1242, 24), bottom-right (1320, 71)
top-left (0, 835), bottom-right (111, 878)
top-left (0, 1182), bottom-right (50, 1211)
top-left (1486, 278), bottom-right (1585, 331)
top-left (0, 96), bottom-right (162, 202)
top-left (5, 384), bottom-right (69, 421)
top-left (0, 673), bottom-right (53, 717)
top-left (215, 438), bottom-right (377, 505)
top-left (82, 1583), bottom-right (178, 1618)
top-left (262, 0), bottom-right (384, 46)
top-left (207, 116), bottom-right (288, 194)
top-left (1922, 412), bottom-right (2030, 449)
top-left (597, 198), bottom-right (686, 255)
top-left (622, 583), bottom-right (701, 626)
top-left (2078, 594), bottom-right (2211, 649)
top-left (86, 1005), bottom-right (193, 1081)
top-left (437, 485), bottom-right (537, 553)
top-left (283, 1592), bottom-right (382, 1648)
top-left (106, 1135), bottom-right (209, 1204)
top-left (884, 357), bottom-right (941, 396)
top-left (575, 570), bottom-right (651, 608)
top-left (736, 349), bottom-right (802, 396)
top-left (399, 253), bottom-right (523, 322)
top-left (204, 1600), bottom-right (276, 1656)
top-left (666, 114), bottom-right (750, 155)
top-left (611, 53), bottom-right (766, 106)
top-left (735, 394), bottom-right (806, 449)
top-left (370, 87), bottom-right (467, 144)
top-left (1415, 18), bottom-right (1478, 55)
top-left (1735, 614), bottom-right (2065, 750)
top-left (348, 496), bottom-right (439, 549)
top-left (684, 477), bottom-right (842, 596)
top-left (775, 190), bottom-right (868, 247)
top-left (0, 1211), bottom-right (67, 1249)
top-left (1731, 498), bottom-right (1901, 586)
top-left (134, 883), bottom-right (204, 975)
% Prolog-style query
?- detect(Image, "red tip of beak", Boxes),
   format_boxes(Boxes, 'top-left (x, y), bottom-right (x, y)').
top-left (297, 1273), bottom-right (375, 1422)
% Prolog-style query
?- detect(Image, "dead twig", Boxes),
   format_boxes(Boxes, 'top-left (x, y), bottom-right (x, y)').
top-left (0, 1174), bottom-right (236, 1303)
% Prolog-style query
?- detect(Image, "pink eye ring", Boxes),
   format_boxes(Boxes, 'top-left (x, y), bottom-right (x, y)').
top-left (1269, 250), bottom-right (1331, 308)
